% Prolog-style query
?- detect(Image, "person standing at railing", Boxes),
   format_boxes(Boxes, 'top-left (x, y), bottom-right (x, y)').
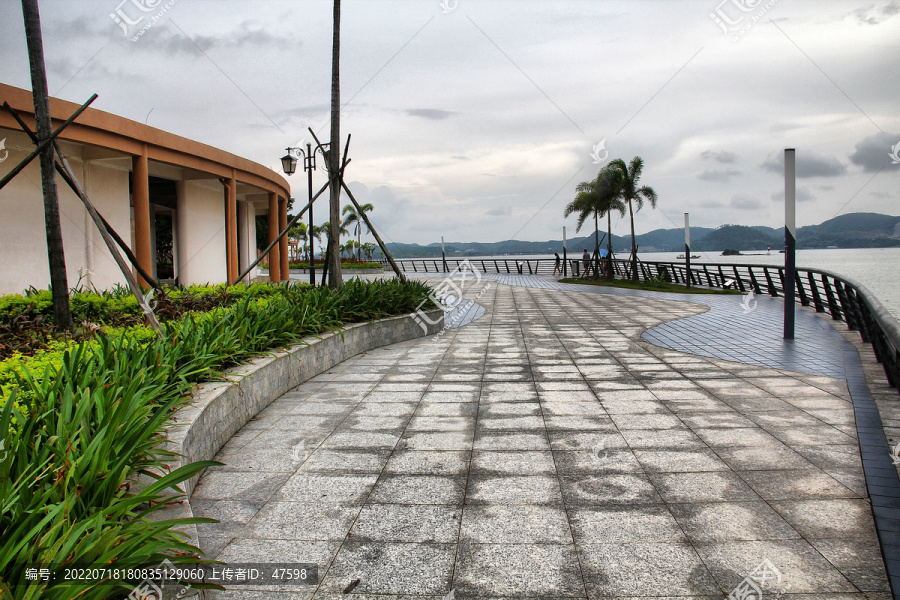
top-left (582, 249), bottom-right (590, 278)
top-left (553, 252), bottom-right (562, 276)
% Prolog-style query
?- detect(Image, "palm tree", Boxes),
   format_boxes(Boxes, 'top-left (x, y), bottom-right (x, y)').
top-left (564, 169), bottom-right (625, 278)
top-left (288, 222), bottom-right (309, 262)
top-left (606, 157), bottom-right (657, 281)
top-left (342, 203), bottom-right (374, 262)
top-left (319, 220), bottom-right (348, 261)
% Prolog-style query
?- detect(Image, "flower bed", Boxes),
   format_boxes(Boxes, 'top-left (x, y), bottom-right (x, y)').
top-left (0, 279), bottom-right (437, 599)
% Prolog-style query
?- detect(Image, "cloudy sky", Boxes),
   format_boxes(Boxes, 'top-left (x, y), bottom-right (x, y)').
top-left (1, 0), bottom-right (898, 245)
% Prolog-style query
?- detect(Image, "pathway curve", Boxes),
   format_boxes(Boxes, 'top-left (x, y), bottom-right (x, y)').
top-left (194, 277), bottom-right (892, 599)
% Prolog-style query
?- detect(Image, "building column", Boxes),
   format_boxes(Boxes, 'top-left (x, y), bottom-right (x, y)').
top-left (278, 195), bottom-right (289, 282)
top-left (132, 145), bottom-right (152, 286)
top-left (225, 171), bottom-right (237, 283)
top-left (267, 192), bottom-right (281, 282)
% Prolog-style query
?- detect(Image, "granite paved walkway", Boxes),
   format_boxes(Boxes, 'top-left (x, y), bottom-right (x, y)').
top-left (194, 276), bottom-right (892, 599)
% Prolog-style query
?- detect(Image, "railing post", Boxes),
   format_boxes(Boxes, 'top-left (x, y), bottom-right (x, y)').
top-left (733, 266), bottom-right (746, 292)
top-left (747, 269), bottom-right (760, 294)
top-left (481, 260), bottom-right (487, 273)
top-left (822, 274), bottom-right (842, 320)
top-left (703, 266), bottom-right (712, 287)
top-left (834, 281), bottom-right (858, 331)
top-left (504, 260), bottom-right (510, 273)
top-left (527, 261), bottom-right (533, 275)
top-left (808, 272), bottom-right (824, 312)
top-left (853, 289), bottom-right (872, 343)
top-left (763, 267), bottom-right (778, 297)
top-left (795, 272), bottom-right (809, 306)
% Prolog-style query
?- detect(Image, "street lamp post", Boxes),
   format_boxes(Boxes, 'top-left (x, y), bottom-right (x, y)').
top-left (281, 142), bottom-right (328, 285)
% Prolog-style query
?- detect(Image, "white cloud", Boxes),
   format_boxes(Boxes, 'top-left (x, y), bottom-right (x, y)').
top-left (2, 0), bottom-right (896, 244)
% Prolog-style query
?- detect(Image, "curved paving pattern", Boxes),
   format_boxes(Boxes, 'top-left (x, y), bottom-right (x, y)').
top-left (193, 276), bottom-right (896, 599)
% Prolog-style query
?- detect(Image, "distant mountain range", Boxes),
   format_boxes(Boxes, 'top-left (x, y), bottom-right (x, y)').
top-left (374, 213), bottom-right (900, 258)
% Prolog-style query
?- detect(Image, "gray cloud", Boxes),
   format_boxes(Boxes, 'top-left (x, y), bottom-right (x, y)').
top-left (731, 194), bottom-right (761, 210)
top-left (770, 186), bottom-right (815, 203)
top-left (848, 2), bottom-right (900, 24)
top-left (701, 149), bottom-right (737, 163)
top-left (405, 109), bottom-right (455, 121)
top-left (487, 206), bottom-right (512, 216)
top-left (698, 169), bottom-right (742, 182)
top-left (760, 152), bottom-right (847, 178)
top-left (849, 131), bottom-right (900, 172)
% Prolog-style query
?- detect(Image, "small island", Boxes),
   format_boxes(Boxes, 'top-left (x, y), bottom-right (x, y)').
top-left (722, 249), bottom-right (742, 256)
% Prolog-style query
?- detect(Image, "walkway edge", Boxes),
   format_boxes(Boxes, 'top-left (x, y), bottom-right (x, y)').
top-left (155, 309), bottom-right (444, 555)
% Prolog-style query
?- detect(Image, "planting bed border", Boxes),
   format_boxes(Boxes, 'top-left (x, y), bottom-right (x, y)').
top-left (155, 309), bottom-right (444, 553)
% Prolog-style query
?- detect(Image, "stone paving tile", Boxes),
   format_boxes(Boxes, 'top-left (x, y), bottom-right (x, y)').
top-left (466, 474), bottom-right (564, 505)
top-left (369, 474), bottom-right (467, 505)
top-left (460, 505), bottom-right (572, 544)
top-left (579, 542), bottom-right (720, 596)
top-left (454, 541), bottom-right (584, 597)
top-left (668, 501), bottom-right (801, 542)
top-left (319, 541), bottom-right (455, 595)
top-left (350, 504), bottom-right (462, 543)
top-left (193, 277), bottom-right (893, 597)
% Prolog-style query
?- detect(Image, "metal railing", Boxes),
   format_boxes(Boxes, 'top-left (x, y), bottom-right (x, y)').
top-left (382, 256), bottom-right (900, 393)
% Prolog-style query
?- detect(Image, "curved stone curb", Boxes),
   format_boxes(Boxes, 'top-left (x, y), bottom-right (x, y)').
top-left (153, 309), bottom-right (443, 564)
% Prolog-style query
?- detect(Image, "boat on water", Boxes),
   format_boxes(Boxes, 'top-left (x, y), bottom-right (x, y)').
top-left (677, 254), bottom-right (700, 259)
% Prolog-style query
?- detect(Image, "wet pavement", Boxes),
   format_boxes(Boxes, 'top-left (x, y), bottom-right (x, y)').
top-left (194, 275), bottom-right (893, 599)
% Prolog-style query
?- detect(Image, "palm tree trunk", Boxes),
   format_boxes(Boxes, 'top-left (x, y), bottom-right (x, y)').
top-left (593, 211), bottom-right (600, 278)
top-left (357, 228), bottom-right (361, 262)
top-left (628, 198), bottom-right (638, 281)
top-left (326, 0), bottom-right (343, 288)
top-left (22, 0), bottom-right (72, 328)
top-left (606, 210), bottom-right (613, 278)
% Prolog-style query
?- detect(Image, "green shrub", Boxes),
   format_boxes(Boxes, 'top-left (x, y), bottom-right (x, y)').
top-left (0, 279), bottom-right (437, 598)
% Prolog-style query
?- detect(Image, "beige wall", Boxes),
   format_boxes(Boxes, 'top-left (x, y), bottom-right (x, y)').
top-left (0, 132), bottom-right (131, 295)
top-left (176, 180), bottom-right (227, 285)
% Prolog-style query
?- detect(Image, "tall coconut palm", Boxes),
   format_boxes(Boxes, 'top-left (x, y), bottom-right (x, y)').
top-left (564, 169), bottom-right (625, 278)
top-left (341, 202), bottom-right (373, 261)
top-left (606, 157), bottom-right (657, 281)
top-left (595, 166), bottom-right (626, 277)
